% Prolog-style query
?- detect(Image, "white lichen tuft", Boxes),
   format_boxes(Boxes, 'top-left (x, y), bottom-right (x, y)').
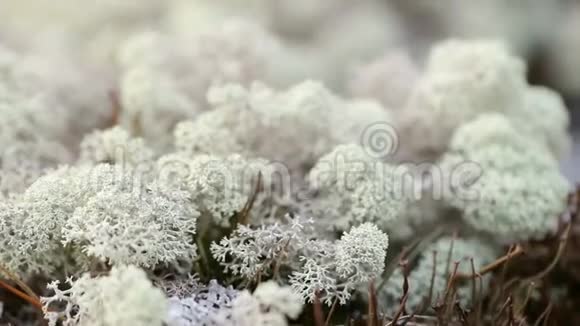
top-left (425, 40), bottom-right (527, 83)
top-left (0, 10), bottom-right (575, 324)
top-left (157, 152), bottom-right (272, 227)
top-left (79, 126), bottom-right (155, 166)
top-left (213, 281), bottom-right (303, 326)
top-left (399, 39), bottom-right (572, 163)
top-left (334, 223), bottom-right (389, 283)
top-left (42, 265), bottom-right (167, 326)
top-left (307, 144), bottom-right (410, 232)
top-left (448, 113), bottom-right (535, 153)
top-left (2, 163), bottom-right (197, 275)
top-left (64, 183), bottom-right (198, 268)
top-left (211, 214), bottom-right (315, 278)
top-left (117, 20), bottom-right (281, 149)
top-left (18, 164), bottom-right (137, 263)
top-left (0, 140), bottom-right (72, 196)
top-left (174, 81), bottom-right (392, 174)
top-left (290, 223), bottom-right (389, 305)
top-left (166, 279), bottom-right (239, 326)
top-left (1, 165), bottom-right (119, 276)
top-left (441, 116), bottom-right (570, 242)
top-left (446, 168), bottom-right (569, 242)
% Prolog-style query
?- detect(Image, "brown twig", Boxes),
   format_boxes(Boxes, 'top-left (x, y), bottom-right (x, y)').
top-left (469, 258), bottom-right (477, 309)
top-left (522, 222), bottom-right (572, 283)
top-left (391, 293), bottom-right (409, 326)
top-left (443, 261), bottom-right (459, 304)
top-left (502, 218), bottom-right (574, 301)
top-left (391, 263), bottom-right (410, 325)
top-left (325, 296), bottom-right (339, 326)
top-left (378, 226), bottom-right (444, 292)
top-left (533, 302), bottom-right (552, 326)
top-left (444, 233), bottom-right (457, 281)
top-left (490, 245), bottom-right (520, 312)
top-left (442, 261), bottom-right (460, 321)
top-left (467, 258), bottom-right (484, 326)
top-left (494, 296), bottom-right (512, 325)
top-left (238, 172), bottom-right (263, 225)
top-left (420, 250), bottom-right (437, 314)
top-left (0, 264), bottom-right (39, 301)
top-left (433, 260), bottom-right (460, 325)
top-left (457, 245), bottom-right (525, 280)
top-left (367, 281), bottom-right (380, 326)
top-left (313, 292), bottom-right (325, 326)
top-left (273, 237), bottom-right (293, 281)
top-left (475, 276), bottom-right (484, 326)
top-left (108, 89), bottom-right (121, 127)
top-left (515, 282), bottom-right (536, 326)
top-left (0, 279), bottom-right (43, 311)
top-left (454, 301), bottom-right (468, 325)
top-left (507, 295), bottom-right (515, 326)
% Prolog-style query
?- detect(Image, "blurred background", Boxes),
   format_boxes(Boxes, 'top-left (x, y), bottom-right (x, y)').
top-left (1, 0), bottom-right (578, 178)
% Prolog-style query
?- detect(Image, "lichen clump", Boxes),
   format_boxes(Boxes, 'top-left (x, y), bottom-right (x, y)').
top-left (0, 3), bottom-right (574, 325)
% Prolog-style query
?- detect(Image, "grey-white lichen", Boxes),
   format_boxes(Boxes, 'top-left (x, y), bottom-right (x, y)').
top-left (290, 222), bottom-right (389, 305)
top-left (211, 214), bottom-right (315, 279)
top-left (64, 183), bottom-right (198, 268)
top-left (174, 81), bottom-right (392, 174)
top-left (440, 114), bottom-right (570, 242)
top-left (156, 152), bottom-right (272, 227)
top-left (399, 39), bottom-right (571, 161)
top-left (0, 10), bottom-right (575, 324)
top-left (307, 144), bottom-right (410, 232)
top-left (166, 279), bottom-right (239, 326)
top-left (117, 20), bottom-right (281, 149)
top-left (78, 126), bottom-right (155, 167)
top-left (42, 265), bottom-right (167, 326)
top-left (213, 281), bottom-right (303, 326)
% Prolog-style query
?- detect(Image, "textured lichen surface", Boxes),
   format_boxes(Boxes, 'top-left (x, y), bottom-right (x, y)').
top-left (0, 1), bottom-right (579, 325)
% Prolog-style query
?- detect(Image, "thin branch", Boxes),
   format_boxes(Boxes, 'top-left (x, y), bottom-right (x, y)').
top-left (421, 250), bottom-right (437, 314)
top-left (325, 297), bottom-right (339, 326)
top-left (533, 302), bottom-right (552, 326)
top-left (444, 232), bottom-right (457, 278)
top-left (195, 221), bottom-right (211, 279)
top-left (516, 282), bottom-right (535, 326)
top-left (367, 281), bottom-right (380, 326)
top-left (523, 222), bottom-right (571, 283)
top-left (0, 279), bottom-right (43, 311)
top-left (442, 261), bottom-right (460, 322)
top-left (456, 245), bottom-right (525, 280)
top-left (313, 292), bottom-right (325, 326)
top-left (443, 261), bottom-right (460, 306)
top-left (391, 293), bottom-right (409, 326)
top-left (454, 302), bottom-right (468, 325)
top-left (108, 89), bottom-right (121, 127)
top-left (494, 296), bottom-right (512, 325)
top-left (238, 172), bottom-right (263, 225)
top-left (0, 264), bottom-right (39, 300)
top-left (378, 226), bottom-right (444, 292)
top-left (469, 258), bottom-right (477, 308)
top-left (475, 275), bottom-right (484, 326)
